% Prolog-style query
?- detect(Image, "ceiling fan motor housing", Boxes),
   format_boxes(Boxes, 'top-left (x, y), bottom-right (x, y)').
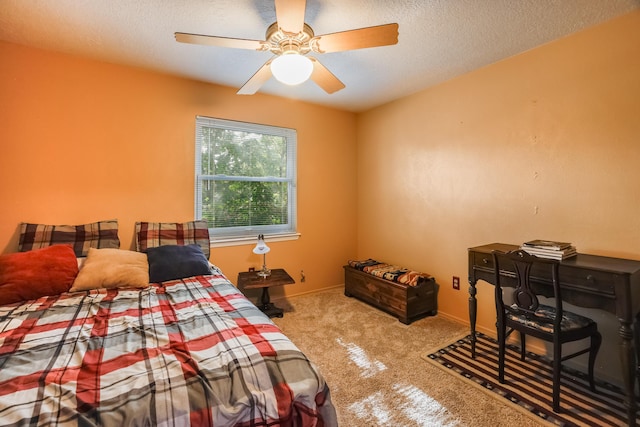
top-left (266, 22), bottom-right (315, 55)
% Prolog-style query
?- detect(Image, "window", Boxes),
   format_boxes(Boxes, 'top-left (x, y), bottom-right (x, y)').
top-left (195, 116), bottom-right (297, 242)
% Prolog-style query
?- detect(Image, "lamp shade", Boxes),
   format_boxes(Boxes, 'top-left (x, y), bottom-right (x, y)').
top-left (252, 234), bottom-right (270, 254)
top-left (271, 53), bottom-right (313, 85)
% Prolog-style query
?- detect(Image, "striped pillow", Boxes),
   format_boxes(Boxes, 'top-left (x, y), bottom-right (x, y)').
top-left (19, 220), bottom-right (120, 257)
top-left (135, 220), bottom-right (210, 259)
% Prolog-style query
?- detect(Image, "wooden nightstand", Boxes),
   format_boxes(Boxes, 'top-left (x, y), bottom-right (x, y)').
top-left (237, 268), bottom-right (295, 318)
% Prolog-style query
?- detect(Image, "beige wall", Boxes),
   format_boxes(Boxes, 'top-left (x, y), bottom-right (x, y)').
top-left (0, 40), bottom-right (358, 297)
top-left (356, 10), bottom-right (640, 383)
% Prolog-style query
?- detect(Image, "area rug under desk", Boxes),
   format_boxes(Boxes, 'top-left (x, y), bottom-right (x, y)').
top-left (423, 332), bottom-right (636, 427)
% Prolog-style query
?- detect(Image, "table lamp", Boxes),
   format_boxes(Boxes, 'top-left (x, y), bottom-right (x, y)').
top-left (253, 234), bottom-right (271, 278)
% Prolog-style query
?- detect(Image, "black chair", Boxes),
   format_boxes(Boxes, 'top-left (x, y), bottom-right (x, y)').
top-left (492, 249), bottom-right (601, 412)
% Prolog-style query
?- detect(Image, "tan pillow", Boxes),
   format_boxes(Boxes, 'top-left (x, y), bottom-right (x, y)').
top-left (70, 248), bottom-right (149, 291)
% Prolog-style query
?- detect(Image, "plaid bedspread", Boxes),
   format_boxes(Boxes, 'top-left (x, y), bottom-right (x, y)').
top-left (0, 270), bottom-right (337, 426)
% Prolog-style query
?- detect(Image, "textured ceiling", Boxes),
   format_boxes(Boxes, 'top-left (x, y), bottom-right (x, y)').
top-left (1, 0), bottom-right (638, 112)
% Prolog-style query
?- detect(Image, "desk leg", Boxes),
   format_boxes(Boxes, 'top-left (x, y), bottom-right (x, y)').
top-left (469, 279), bottom-right (478, 359)
top-left (636, 314), bottom-right (640, 397)
top-left (620, 319), bottom-right (637, 426)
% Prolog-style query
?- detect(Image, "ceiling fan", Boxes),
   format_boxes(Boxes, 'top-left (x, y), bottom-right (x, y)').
top-left (175, 0), bottom-right (399, 95)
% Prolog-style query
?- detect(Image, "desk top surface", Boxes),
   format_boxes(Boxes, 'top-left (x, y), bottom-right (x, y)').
top-left (469, 243), bottom-right (640, 275)
top-left (237, 268), bottom-right (295, 289)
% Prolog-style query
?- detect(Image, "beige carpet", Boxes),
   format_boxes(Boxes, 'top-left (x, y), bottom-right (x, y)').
top-left (272, 287), bottom-right (545, 426)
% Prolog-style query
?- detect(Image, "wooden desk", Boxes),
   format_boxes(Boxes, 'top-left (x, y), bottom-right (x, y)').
top-left (237, 268), bottom-right (294, 318)
top-left (468, 243), bottom-right (640, 426)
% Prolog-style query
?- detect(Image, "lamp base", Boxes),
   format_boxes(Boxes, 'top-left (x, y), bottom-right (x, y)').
top-left (256, 268), bottom-right (271, 278)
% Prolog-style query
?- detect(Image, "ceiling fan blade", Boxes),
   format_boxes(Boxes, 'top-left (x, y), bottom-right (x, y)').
top-left (312, 23), bottom-right (399, 53)
top-left (237, 59), bottom-right (274, 95)
top-left (275, 0), bottom-right (306, 34)
top-left (175, 32), bottom-right (265, 51)
top-left (309, 58), bottom-right (345, 94)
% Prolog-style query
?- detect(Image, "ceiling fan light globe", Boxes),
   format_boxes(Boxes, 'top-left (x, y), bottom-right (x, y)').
top-left (271, 53), bottom-right (313, 85)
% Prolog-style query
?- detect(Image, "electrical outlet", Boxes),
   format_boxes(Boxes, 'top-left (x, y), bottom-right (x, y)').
top-left (300, 270), bottom-right (306, 283)
top-left (453, 276), bottom-right (460, 290)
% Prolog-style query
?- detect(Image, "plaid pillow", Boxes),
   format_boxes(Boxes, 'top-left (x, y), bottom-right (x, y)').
top-left (135, 220), bottom-right (210, 259)
top-left (19, 220), bottom-right (120, 257)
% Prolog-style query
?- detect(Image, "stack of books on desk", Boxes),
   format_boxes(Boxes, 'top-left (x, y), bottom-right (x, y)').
top-left (520, 240), bottom-right (577, 260)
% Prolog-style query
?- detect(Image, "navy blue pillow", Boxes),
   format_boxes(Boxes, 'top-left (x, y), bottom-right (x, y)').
top-left (146, 244), bottom-right (212, 283)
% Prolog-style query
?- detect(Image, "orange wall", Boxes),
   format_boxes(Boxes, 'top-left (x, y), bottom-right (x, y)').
top-left (2, 10), bottom-right (639, 383)
top-left (356, 10), bottom-right (640, 383)
top-left (0, 40), bottom-right (358, 296)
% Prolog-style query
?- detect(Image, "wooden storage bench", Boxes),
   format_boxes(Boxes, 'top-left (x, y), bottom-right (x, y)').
top-left (344, 259), bottom-right (438, 324)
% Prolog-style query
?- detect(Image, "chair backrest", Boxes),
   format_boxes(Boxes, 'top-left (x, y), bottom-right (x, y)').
top-left (492, 250), bottom-right (562, 329)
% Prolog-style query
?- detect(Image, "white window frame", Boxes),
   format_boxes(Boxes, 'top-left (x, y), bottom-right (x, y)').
top-left (195, 116), bottom-right (298, 244)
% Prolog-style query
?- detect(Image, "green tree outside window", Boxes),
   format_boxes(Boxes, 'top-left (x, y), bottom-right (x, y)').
top-left (195, 117), bottom-right (297, 239)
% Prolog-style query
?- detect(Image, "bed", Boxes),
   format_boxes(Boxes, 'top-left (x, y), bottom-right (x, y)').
top-left (0, 220), bottom-right (337, 426)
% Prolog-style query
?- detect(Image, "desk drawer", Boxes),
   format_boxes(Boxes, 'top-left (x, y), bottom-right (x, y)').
top-left (471, 252), bottom-right (615, 296)
top-left (472, 252), bottom-right (494, 269)
top-left (559, 267), bottom-right (616, 296)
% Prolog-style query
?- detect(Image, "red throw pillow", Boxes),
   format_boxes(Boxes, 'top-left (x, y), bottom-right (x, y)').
top-left (0, 245), bottom-right (79, 305)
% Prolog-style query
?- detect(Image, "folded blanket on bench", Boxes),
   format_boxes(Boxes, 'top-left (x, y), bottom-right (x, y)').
top-left (348, 258), bottom-right (432, 287)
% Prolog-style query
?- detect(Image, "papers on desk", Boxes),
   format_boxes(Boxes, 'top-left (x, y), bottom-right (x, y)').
top-left (521, 240), bottom-right (577, 260)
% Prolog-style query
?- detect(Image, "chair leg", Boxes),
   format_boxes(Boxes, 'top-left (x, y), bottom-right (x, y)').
top-left (519, 332), bottom-right (526, 361)
top-left (589, 331), bottom-right (602, 392)
top-left (552, 343), bottom-right (562, 412)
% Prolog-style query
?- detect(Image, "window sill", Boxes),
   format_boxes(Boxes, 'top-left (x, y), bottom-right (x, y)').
top-left (210, 232), bottom-right (301, 248)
